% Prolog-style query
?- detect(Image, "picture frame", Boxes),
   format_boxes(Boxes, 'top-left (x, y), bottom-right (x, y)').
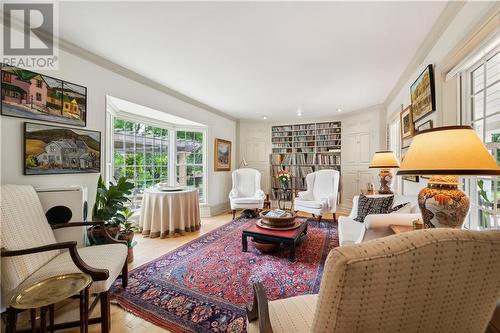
top-left (1, 64), bottom-right (87, 127)
top-left (400, 105), bottom-right (414, 140)
top-left (24, 122), bottom-right (100, 175)
top-left (214, 138), bottom-right (231, 171)
top-left (400, 145), bottom-right (419, 183)
top-left (417, 120), bottom-right (433, 133)
top-left (410, 64), bottom-right (436, 123)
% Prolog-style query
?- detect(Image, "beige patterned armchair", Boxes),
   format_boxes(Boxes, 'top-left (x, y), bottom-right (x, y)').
top-left (247, 228), bottom-right (500, 333)
top-left (0, 185), bottom-right (128, 333)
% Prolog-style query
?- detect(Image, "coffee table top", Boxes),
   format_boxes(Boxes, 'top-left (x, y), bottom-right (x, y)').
top-left (243, 220), bottom-right (307, 240)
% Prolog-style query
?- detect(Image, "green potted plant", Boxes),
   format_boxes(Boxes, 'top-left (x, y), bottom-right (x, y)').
top-left (88, 175), bottom-right (134, 245)
top-left (115, 207), bottom-right (138, 263)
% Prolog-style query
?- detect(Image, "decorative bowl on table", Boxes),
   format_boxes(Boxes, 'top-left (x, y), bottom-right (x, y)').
top-left (156, 183), bottom-right (183, 192)
top-left (252, 239), bottom-right (278, 253)
top-left (259, 209), bottom-right (297, 228)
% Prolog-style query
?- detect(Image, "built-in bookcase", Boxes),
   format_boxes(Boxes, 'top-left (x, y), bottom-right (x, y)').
top-left (270, 121), bottom-right (341, 199)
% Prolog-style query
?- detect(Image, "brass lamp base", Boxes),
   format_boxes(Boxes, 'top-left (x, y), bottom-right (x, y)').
top-left (378, 169), bottom-right (394, 194)
top-left (418, 175), bottom-right (470, 228)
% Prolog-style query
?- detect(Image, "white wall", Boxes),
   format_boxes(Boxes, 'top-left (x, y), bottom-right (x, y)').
top-left (385, 1), bottom-right (499, 195)
top-left (0, 48), bottom-right (236, 215)
top-left (237, 105), bottom-right (385, 209)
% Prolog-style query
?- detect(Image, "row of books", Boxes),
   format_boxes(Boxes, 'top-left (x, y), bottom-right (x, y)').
top-left (316, 128), bottom-right (341, 135)
top-left (317, 154), bottom-right (341, 165)
top-left (281, 153), bottom-right (315, 165)
top-left (316, 147), bottom-right (340, 152)
top-left (272, 126), bottom-right (293, 132)
top-left (272, 137), bottom-right (293, 143)
top-left (316, 134), bottom-right (341, 140)
top-left (317, 122), bottom-right (341, 129)
top-left (295, 130), bottom-right (316, 136)
top-left (295, 135), bottom-right (316, 142)
top-left (317, 140), bottom-right (341, 146)
top-left (293, 142), bottom-right (316, 147)
top-left (272, 131), bottom-right (292, 137)
top-left (272, 148), bottom-right (293, 153)
top-left (292, 124), bottom-right (316, 130)
top-left (273, 143), bottom-right (293, 148)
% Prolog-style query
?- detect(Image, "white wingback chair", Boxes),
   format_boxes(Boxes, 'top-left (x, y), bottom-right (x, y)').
top-left (294, 169), bottom-right (340, 222)
top-left (229, 168), bottom-right (265, 219)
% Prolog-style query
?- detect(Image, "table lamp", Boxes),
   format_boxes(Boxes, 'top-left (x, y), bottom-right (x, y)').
top-left (369, 151), bottom-right (400, 194)
top-left (397, 126), bottom-right (500, 228)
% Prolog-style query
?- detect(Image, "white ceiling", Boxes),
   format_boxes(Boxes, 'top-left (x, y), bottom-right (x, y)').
top-left (58, 1), bottom-right (448, 120)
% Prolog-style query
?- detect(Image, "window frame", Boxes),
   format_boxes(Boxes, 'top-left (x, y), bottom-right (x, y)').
top-left (461, 46), bottom-right (500, 230)
top-left (106, 111), bottom-right (207, 204)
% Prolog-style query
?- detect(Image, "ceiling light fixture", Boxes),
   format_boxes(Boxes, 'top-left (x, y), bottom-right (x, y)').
top-left (337, 108), bottom-right (342, 113)
top-left (263, 115), bottom-right (268, 120)
top-left (297, 106), bottom-right (302, 117)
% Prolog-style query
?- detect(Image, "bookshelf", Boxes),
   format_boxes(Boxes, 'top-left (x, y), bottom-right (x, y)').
top-left (270, 121), bottom-right (341, 199)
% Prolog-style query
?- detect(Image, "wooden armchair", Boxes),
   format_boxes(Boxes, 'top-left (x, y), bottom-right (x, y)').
top-left (247, 228), bottom-right (500, 333)
top-left (0, 185), bottom-right (128, 333)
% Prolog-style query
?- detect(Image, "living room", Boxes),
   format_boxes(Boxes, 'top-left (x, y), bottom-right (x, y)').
top-left (1, 1), bottom-right (499, 333)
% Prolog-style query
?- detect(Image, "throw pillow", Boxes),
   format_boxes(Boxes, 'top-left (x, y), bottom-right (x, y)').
top-left (354, 195), bottom-right (394, 222)
top-left (389, 202), bottom-right (411, 214)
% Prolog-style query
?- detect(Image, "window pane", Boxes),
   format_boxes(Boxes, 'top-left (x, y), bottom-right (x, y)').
top-left (175, 130), bottom-right (205, 202)
top-left (471, 92), bottom-right (484, 120)
top-left (485, 113), bottom-right (500, 144)
top-left (472, 65), bottom-right (485, 93)
top-left (486, 52), bottom-right (500, 87)
top-left (473, 120), bottom-right (484, 140)
top-left (477, 210), bottom-right (494, 230)
top-left (485, 81), bottom-right (499, 116)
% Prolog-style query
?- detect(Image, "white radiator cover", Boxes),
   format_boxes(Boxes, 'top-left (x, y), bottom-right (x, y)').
top-left (36, 185), bottom-right (88, 248)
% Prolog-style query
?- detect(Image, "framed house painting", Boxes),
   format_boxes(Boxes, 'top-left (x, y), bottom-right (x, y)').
top-left (417, 120), bottom-right (433, 133)
top-left (24, 122), bottom-right (100, 175)
top-left (214, 138), bottom-right (231, 171)
top-left (410, 64), bottom-right (436, 123)
top-left (1, 64), bottom-right (87, 126)
top-left (400, 106), bottom-right (414, 140)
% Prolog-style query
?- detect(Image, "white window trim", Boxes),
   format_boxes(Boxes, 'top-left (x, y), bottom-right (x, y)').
top-left (105, 105), bottom-right (208, 204)
top-left (460, 45), bottom-right (500, 230)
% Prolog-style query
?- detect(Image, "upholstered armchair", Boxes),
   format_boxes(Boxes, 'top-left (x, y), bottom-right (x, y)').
top-left (229, 168), bottom-right (265, 219)
top-left (247, 228), bottom-right (500, 333)
top-left (294, 169), bottom-right (339, 222)
top-left (0, 185), bottom-right (128, 333)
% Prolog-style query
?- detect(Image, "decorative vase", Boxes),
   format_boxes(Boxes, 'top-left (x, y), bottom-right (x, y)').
top-left (418, 175), bottom-right (470, 228)
top-left (378, 169), bottom-right (394, 194)
top-left (281, 181), bottom-right (289, 190)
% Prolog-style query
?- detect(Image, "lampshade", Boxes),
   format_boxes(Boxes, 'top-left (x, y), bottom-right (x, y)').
top-left (397, 126), bottom-right (500, 176)
top-left (369, 151), bottom-right (400, 169)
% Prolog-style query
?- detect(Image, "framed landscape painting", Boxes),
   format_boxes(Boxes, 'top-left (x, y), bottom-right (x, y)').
top-left (410, 64), bottom-right (435, 123)
top-left (400, 106), bottom-right (414, 140)
top-left (24, 122), bottom-right (100, 175)
top-left (1, 64), bottom-right (87, 126)
top-left (214, 138), bottom-right (231, 171)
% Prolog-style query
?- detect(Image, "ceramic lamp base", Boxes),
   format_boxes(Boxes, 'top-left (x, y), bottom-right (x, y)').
top-left (418, 175), bottom-right (470, 228)
top-left (378, 169), bottom-right (393, 194)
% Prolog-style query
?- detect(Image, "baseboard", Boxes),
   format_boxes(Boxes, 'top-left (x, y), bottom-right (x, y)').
top-left (200, 202), bottom-right (230, 217)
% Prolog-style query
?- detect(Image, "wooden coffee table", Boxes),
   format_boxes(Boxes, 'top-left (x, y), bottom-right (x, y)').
top-left (242, 221), bottom-right (307, 262)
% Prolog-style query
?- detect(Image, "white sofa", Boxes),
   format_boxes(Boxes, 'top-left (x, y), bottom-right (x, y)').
top-left (338, 194), bottom-right (421, 246)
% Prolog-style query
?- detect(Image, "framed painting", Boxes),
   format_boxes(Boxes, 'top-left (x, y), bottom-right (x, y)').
top-left (1, 64), bottom-right (87, 126)
top-left (417, 120), bottom-right (433, 133)
top-left (410, 64), bottom-right (436, 123)
top-left (24, 122), bottom-right (100, 175)
top-left (400, 106), bottom-right (414, 140)
top-left (400, 146), bottom-right (419, 183)
top-left (214, 138), bottom-right (231, 171)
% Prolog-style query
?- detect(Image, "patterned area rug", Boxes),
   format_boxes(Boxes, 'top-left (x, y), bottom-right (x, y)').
top-left (110, 217), bottom-right (338, 333)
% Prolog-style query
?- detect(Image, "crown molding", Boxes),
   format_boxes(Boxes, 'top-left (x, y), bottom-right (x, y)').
top-left (1, 9), bottom-right (237, 122)
top-left (382, 2), bottom-right (465, 111)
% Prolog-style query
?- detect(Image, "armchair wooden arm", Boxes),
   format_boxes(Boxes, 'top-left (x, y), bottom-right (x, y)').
top-left (52, 222), bottom-right (127, 246)
top-left (0, 241), bottom-right (109, 281)
top-left (246, 282), bottom-right (274, 333)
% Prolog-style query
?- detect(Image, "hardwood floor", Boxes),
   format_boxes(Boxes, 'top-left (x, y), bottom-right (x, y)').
top-left (13, 210), bottom-right (327, 333)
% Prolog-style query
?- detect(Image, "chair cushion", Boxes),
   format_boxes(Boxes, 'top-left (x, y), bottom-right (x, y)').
top-left (0, 185), bottom-right (60, 306)
top-left (247, 294), bottom-right (317, 333)
top-left (10, 244), bottom-right (127, 301)
top-left (354, 195), bottom-right (394, 222)
top-left (231, 197), bottom-right (264, 204)
top-left (294, 199), bottom-right (324, 209)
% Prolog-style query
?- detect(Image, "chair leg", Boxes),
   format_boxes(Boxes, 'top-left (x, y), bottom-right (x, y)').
top-left (232, 210), bottom-right (236, 219)
top-left (100, 292), bottom-right (110, 333)
top-left (122, 261), bottom-right (128, 288)
top-left (6, 307), bottom-right (17, 333)
top-left (318, 215), bottom-right (322, 223)
top-left (333, 213), bottom-right (337, 223)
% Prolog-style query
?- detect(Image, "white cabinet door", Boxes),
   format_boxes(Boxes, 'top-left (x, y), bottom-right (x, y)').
top-left (344, 134), bottom-right (359, 164)
top-left (342, 171), bottom-right (360, 208)
top-left (359, 133), bottom-right (371, 164)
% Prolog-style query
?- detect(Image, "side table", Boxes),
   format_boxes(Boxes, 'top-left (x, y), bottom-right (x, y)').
top-left (276, 189), bottom-right (295, 210)
top-left (8, 273), bottom-right (92, 333)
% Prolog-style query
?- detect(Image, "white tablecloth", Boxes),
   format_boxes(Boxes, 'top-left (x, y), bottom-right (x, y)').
top-left (139, 187), bottom-right (201, 238)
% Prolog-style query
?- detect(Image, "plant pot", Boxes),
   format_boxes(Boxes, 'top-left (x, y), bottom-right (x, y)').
top-left (127, 247), bottom-right (134, 263)
top-left (87, 224), bottom-right (120, 245)
top-left (118, 231), bottom-right (135, 263)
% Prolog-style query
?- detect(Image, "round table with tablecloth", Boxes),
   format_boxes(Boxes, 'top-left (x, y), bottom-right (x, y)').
top-left (139, 187), bottom-right (201, 238)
